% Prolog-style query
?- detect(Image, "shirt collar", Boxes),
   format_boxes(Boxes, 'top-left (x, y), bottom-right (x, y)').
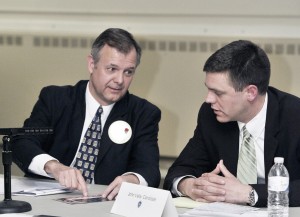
top-left (238, 93), bottom-right (268, 139)
top-left (85, 82), bottom-right (115, 119)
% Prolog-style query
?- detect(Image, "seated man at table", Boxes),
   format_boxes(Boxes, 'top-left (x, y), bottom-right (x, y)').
top-left (163, 40), bottom-right (300, 207)
top-left (11, 28), bottom-right (161, 200)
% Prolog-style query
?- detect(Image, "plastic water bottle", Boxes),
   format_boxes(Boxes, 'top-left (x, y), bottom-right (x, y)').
top-left (267, 157), bottom-right (289, 217)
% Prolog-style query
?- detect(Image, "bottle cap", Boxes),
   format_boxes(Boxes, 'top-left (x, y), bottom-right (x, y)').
top-left (274, 157), bottom-right (284, 164)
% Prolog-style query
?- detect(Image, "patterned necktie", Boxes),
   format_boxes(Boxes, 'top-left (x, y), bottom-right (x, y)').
top-left (74, 106), bottom-right (103, 183)
top-left (237, 125), bottom-right (257, 184)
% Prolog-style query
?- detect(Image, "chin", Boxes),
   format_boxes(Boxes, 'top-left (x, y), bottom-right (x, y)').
top-left (112, 96), bottom-right (125, 103)
top-left (215, 116), bottom-right (230, 123)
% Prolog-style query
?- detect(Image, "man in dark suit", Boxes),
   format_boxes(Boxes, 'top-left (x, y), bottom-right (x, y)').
top-left (12, 28), bottom-right (161, 200)
top-left (163, 40), bottom-right (300, 207)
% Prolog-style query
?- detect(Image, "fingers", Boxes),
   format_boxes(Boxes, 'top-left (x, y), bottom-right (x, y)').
top-left (102, 176), bottom-right (123, 200)
top-left (210, 162), bottom-right (221, 174)
top-left (197, 184), bottom-right (225, 195)
top-left (102, 175), bottom-right (140, 200)
top-left (102, 184), bottom-right (120, 201)
top-left (218, 160), bottom-right (235, 178)
top-left (44, 161), bottom-right (89, 196)
top-left (75, 170), bottom-right (89, 197)
top-left (201, 173), bottom-right (225, 186)
top-left (202, 160), bottom-right (234, 181)
top-left (54, 166), bottom-right (88, 197)
top-left (190, 183), bottom-right (226, 203)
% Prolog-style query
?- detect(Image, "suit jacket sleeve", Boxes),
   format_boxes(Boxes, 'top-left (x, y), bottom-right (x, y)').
top-left (163, 103), bottom-right (221, 192)
top-left (11, 81), bottom-right (86, 175)
top-left (11, 86), bottom-right (58, 173)
top-left (128, 106), bottom-right (161, 187)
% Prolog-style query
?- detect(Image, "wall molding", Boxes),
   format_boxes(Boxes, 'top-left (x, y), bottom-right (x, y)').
top-left (0, 0), bottom-right (300, 38)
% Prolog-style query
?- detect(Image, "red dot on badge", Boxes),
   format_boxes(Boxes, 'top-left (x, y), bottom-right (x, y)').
top-left (125, 128), bottom-right (129, 134)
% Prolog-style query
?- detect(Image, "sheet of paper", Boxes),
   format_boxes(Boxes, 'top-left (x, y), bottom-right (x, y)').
top-left (13, 187), bottom-right (71, 196)
top-left (180, 210), bottom-right (267, 217)
top-left (0, 214), bottom-right (32, 217)
top-left (173, 197), bottom-right (205, 208)
top-left (0, 215), bottom-right (61, 217)
top-left (0, 176), bottom-right (71, 196)
top-left (179, 202), bottom-right (264, 217)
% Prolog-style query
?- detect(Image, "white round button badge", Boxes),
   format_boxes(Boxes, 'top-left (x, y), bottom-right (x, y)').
top-left (108, 120), bottom-right (132, 144)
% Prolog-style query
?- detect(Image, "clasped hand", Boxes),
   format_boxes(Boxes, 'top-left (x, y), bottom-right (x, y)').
top-left (178, 160), bottom-right (252, 204)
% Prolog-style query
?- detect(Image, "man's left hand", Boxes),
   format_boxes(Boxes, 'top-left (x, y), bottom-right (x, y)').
top-left (101, 174), bottom-right (139, 200)
top-left (201, 160), bottom-right (252, 204)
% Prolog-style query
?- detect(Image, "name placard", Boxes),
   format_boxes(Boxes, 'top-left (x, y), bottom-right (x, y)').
top-left (111, 182), bottom-right (178, 217)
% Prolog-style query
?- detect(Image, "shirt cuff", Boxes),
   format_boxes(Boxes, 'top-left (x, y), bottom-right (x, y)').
top-left (28, 154), bottom-right (58, 178)
top-left (254, 189), bottom-right (258, 204)
top-left (122, 172), bottom-right (148, 186)
top-left (172, 175), bottom-right (196, 196)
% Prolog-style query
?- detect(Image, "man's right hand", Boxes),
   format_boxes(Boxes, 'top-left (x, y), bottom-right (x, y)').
top-left (44, 160), bottom-right (88, 196)
top-left (177, 162), bottom-right (226, 202)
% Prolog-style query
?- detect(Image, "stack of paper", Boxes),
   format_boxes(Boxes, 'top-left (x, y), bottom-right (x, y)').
top-left (0, 177), bottom-right (72, 196)
top-left (179, 202), bottom-right (267, 217)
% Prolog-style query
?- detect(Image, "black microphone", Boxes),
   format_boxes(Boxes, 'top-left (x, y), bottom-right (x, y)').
top-left (0, 127), bottom-right (53, 136)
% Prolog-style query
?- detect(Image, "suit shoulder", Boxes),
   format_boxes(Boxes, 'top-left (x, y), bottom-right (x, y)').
top-left (40, 80), bottom-right (87, 99)
top-left (268, 86), bottom-right (300, 108)
top-left (127, 93), bottom-right (161, 113)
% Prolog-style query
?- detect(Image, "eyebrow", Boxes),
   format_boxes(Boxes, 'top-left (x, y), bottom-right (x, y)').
top-left (205, 83), bottom-right (225, 93)
top-left (108, 64), bottom-right (136, 71)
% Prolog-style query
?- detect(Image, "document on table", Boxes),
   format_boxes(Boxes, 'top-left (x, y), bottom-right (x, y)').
top-left (0, 176), bottom-right (72, 196)
top-left (173, 197), bottom-right (204, 208)
top-left (0, 214), bottom-right (32, 217)
top-left (179, 202), bottom-right (267, 217)
top-left (1, 214), bottom-right (60, 217)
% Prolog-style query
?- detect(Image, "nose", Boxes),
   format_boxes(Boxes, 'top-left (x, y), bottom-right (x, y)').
top-left (205, 91), bottom-right (216, 104)
top-left (114, 71), bottom-right (124, 84)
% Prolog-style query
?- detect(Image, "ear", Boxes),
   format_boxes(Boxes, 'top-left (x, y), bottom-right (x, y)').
top-left (245, 85), bottom-right (258, 102)
top-left (87, 54), bottom-right (95, 74)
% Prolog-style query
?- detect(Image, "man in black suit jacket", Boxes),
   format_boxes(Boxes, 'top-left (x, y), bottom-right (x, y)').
top-left (163, 40), bottom-right (300, 207)
top-left (12, 28), bottom-right (161, 200)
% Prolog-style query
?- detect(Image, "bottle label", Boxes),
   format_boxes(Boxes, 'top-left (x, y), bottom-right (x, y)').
top-left (268, 177), bottom-right (289, 191)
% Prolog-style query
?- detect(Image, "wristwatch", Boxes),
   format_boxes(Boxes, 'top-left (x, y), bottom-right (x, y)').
top-left (248, 187), bottom-right (256, 206)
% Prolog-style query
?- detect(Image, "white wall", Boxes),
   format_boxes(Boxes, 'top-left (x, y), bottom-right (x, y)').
top-left (1, 0), bottom-right (300, 38)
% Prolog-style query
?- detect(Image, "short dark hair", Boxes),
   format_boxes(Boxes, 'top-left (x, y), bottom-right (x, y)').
top-left (203, 40), bottom-right (270, 94)
top-left (91, 28), bottom-right (142, 66)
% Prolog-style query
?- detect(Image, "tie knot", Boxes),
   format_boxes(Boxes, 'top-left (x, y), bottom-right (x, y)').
top-left (97, 106), bottom-right (103, 115)
top-left (92, 106), bottom-right (103, 123)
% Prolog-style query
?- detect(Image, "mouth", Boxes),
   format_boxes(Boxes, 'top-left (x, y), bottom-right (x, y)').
top-left (108, 86), bottom-right (123, 92)
top-left (212, 108), bottom-right (222, 115)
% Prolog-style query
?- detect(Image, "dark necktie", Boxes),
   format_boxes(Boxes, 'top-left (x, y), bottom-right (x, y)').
top-left (74, 106), bottom-right (103, 183)
top-left (237, 125), bottom-right (257, 184)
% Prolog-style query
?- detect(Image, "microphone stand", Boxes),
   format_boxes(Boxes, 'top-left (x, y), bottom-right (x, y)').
top-left (0, 135), bottom-right (32, 213)
top-left (0, 127), bottom-right (53, 213)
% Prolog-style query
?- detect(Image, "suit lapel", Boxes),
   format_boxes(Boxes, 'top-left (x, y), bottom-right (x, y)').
top-left (96, 93), bottom-right (129, 164)
top-left (264, 90), bottom-right (280, 178)
top-left (221, 122), bottom-right (240, 175)
top-left (69, 81), bottom-right (87, 156)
